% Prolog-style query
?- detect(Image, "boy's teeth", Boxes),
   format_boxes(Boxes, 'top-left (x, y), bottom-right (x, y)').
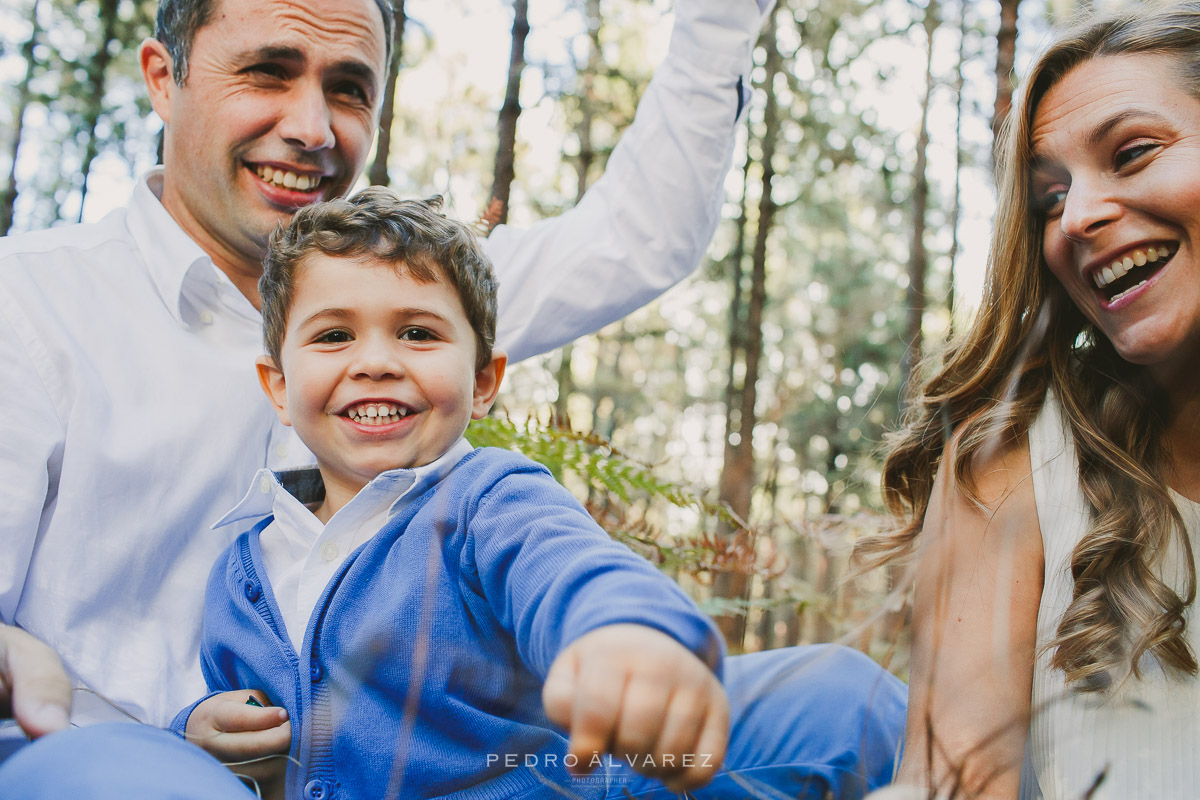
top-left (256, 165), bottom-right (320, 191)
top-left (348, 403), bottom-right (409, 424)
top-left (1092, 246), bottom-right (1169, 289)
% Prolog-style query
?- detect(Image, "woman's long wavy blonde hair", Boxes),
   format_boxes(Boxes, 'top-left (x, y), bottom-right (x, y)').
top-left (859, 1), bottom-right (1200, 689)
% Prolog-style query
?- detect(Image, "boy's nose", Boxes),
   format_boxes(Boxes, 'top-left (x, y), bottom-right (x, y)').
top-left (350, 339), bottom-right (406, 380)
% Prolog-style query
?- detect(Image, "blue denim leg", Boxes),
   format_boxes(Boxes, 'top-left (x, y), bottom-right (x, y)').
top-left (608, 645), bottom-right (907, 800)
top-left (0, 722), bottom-right (257, 799)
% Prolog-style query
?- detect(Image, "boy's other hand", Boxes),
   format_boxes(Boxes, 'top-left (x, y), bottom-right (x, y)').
top-left (543, 623), bottom-right (729, 793)
top-left (186, 689), bottom-right (291, 796)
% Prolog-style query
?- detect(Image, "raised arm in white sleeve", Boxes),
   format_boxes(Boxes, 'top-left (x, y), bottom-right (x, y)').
top-left (486, 0), bottom-right (773, 364)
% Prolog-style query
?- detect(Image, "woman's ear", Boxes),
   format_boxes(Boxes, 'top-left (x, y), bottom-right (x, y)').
top-left (256, 355), bottom-right (292, 427)
top-left (471, 349), bottom-right (508, 419)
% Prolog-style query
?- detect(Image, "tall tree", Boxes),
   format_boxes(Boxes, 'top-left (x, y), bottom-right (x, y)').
top-left (554, 0), bottom-right (604, 425)
top-left (713, 5), bottom-right (783, 647)
top-left (487, 0), bottom-right (530, 228)
top-left (76, 0), bottom-right (121, 221)
top-left (945, 0), bottom-right (968, 327)
top-left (368, 0), bottom-right (406, 187)
top-left (993, 0), bottom-right (1022, 137)
top-left (1, 0), bottom-right (41, 235)
top-left (901, 0), bottom-right (940, 393)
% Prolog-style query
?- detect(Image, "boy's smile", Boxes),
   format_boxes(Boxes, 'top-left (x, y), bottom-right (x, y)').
top-left (257, 253), bottom-right (505, 520)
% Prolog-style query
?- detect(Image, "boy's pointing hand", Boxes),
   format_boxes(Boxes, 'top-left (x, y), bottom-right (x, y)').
top-left (542, 623), bottom-right (729, 793)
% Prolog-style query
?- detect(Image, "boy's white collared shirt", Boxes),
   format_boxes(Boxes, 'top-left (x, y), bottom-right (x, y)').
top-left (214, 438), bottom-right (474, 650)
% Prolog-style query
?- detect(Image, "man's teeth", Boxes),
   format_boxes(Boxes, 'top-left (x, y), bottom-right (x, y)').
top-left (347, 403), bottom-right (409, 425)
top-left (255, 165), bottom-right (321, 191)
top-left (1093, 246), bottom-right (1169, 289)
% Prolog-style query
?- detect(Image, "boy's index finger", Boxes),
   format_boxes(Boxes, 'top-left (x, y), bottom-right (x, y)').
top-left (565, 657), bottom-right (628, 773)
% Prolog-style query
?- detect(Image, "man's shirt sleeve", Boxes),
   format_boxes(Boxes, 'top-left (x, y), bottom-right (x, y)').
top-left (486, 0), bottom-right (768, 363)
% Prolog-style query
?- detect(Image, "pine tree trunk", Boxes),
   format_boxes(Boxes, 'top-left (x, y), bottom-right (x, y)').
top-left (946, 0), bottom-right (967, 330)
top-left (368, 0), bottom-right (406, 187)
top-left (714, 8), bottom-right (781, 649)
top-left (77, 0), bottom-right (120, 221)
top-left (487, 0), bottom-right (530, 227)
top-left (901, 0), bottom-right (939, 395)
top-left (1, 0), bottom-right (40, 235)
top-left (993, 0), bottom-right (1022, 138)
top-left (554, 0), bottom-right (602, 425)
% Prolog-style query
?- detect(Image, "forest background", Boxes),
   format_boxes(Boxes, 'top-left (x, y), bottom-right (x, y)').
top-left (0, 0), bottom-right (1117, 678)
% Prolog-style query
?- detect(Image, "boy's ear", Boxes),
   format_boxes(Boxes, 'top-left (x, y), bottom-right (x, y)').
top-left (139, 38), bottom-right (176, 125)
top-left (471, 349), bottom-right (507, 419)
top-left (256, 355), bottom-right (292, 427)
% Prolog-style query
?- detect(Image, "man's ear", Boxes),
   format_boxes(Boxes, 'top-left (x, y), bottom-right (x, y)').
top-left (140, 38), bottom-right (176, 125)
top-left (471, 349), bottom-right (508, 419)
top-left (256, 355), bottom-right (292, 427)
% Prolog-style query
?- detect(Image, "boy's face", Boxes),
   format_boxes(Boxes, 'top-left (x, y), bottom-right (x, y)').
top-left (257, 254), bottom-right (505, 506)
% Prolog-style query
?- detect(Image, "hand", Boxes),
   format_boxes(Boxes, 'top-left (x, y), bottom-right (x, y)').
top-left (185, 690), bottom-right (291, 794)
top-left (542, 624), bottom-right (729, 793)
top-left (0, 624), bottom-right (71, 738)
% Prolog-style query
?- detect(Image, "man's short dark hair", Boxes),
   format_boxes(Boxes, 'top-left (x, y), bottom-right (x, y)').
top-left (261, 188), bottom-right (498, 370)
top-left (155, 0), bottom-right (395, 85)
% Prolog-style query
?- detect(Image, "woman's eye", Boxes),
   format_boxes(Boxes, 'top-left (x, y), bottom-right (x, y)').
top-left (1038, 186), bottom-right (1068, 217)
top-left (315, 330), bottom-right (352, 344)
top-left (1115, 142), bottom-right (1157, 169)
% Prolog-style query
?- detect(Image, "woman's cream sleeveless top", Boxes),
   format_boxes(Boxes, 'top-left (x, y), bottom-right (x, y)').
top-left (1023, 396), bottom-right (1200, 799)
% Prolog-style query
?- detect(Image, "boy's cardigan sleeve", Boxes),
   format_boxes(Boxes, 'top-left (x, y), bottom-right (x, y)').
top-left (459, 458), bottom-right (725, 680)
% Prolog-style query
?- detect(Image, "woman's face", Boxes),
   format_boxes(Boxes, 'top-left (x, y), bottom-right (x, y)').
top-left (1033, 53), bottom-right (1200, 381)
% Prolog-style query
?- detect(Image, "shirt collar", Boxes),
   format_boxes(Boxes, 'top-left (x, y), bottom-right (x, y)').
top-left (124, 168), bottom-right (223, 327)
top-left (212, 438), bottom-right (475, 531)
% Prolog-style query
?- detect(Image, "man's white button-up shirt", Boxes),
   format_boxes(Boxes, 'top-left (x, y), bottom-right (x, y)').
top-left (0, 0), bottom-right (765, 729)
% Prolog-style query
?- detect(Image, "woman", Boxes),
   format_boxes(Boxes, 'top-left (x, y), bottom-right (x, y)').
top-left (860, 4), bottom-right (1200, 798)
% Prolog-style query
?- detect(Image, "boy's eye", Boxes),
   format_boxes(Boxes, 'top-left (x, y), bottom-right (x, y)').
top-left (314, 329), bottom-right (352, 344)
top-left (399, 327), bottom-right (435, 342)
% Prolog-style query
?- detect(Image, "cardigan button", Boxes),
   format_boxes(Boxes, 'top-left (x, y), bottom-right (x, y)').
top-left (309, 658), bottom-right (323, 683)
top-left (243, 579), bottom-right (261, 603)
top-left (303, 779), bottom-right (329, 800)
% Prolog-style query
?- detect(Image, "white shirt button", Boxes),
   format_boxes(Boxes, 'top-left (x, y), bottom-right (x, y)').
top-left (274, 444), bottom-right (288, 458)
top-left (321, 542), bottom-right (339, 562)
top-left (259, 475), bottom-right (271, 494)
top-left (200, 310), bottom-right (214, 325)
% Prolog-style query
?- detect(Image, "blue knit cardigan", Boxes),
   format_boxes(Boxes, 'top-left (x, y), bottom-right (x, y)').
top-left (172, 447), bottom-right (723, 800)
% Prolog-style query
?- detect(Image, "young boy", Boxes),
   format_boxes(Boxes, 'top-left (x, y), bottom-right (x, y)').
top-left (169, 188), bottom-right (729, 799)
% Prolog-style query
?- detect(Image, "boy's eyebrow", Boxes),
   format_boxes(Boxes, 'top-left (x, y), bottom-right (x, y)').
top-left (295, 307), bottom-right (454, 328)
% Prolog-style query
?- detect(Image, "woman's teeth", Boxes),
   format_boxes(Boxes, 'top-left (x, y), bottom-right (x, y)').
top-left (1093, 245), bottom-right (1169, 289)
top-left (255, 165), bottom-right (321, 191)
top-left (348, 403), bottom-right (409, 425)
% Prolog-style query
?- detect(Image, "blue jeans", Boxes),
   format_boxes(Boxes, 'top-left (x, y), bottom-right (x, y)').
top-left (0, 645), bottom-right (904, 799)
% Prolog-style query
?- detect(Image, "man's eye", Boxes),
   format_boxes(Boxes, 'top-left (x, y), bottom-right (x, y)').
top-left (315, 330), bottom-right (352, 344)
top-left (334, 81), bottom-right (370, 103)
top-left (245, 63), bottom-right (286, 79)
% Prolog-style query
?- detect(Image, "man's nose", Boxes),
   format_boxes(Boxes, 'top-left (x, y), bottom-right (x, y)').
top-left (279, 82), bottom-right (336, 152)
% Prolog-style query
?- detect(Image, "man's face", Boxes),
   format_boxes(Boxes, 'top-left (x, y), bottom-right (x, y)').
top-left (143, 0), bottom-right (388, 280)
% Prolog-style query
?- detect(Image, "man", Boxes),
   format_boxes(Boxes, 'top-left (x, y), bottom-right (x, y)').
top-left (0, 0), bottom-right (904, 795)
